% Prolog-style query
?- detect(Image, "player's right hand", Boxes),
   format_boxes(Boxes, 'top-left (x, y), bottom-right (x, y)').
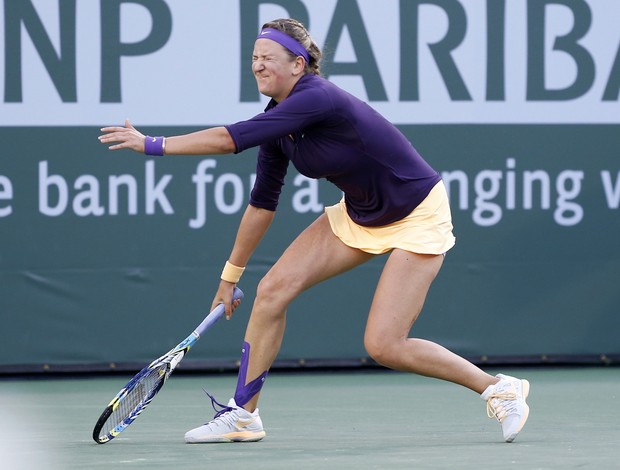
top-left (213, 281), bottom-right (242, 320)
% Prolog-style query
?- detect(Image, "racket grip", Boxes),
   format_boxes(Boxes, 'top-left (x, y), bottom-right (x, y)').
top-left (231, 287), bottom-right (244, 304)
top-left (194, 287), bottom-right (244, 336)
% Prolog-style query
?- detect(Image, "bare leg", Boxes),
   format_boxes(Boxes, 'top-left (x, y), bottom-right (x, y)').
top-left (363, 249), bottom-right (498, 394)
top-left (241, 214), bottom-right (374, 411)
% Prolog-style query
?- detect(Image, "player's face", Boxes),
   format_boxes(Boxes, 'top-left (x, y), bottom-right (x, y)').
top-left (252, 39), bottom-right (302, 102)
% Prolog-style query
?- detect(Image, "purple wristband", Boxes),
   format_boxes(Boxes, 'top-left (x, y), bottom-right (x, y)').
top-left (144, 136), bottom-right (165, 156)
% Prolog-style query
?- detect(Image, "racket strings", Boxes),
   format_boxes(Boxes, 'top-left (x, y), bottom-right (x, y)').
top-left (92, 290), bottom-right (242, 443)
top-left (106, 367), bottom-right (165, 430)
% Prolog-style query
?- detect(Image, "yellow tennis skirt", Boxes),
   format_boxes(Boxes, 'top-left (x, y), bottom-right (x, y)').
top-left (324, 181), bottom-right (456, 255)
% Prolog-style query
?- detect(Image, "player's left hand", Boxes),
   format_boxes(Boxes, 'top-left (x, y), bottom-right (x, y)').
top-left (99, 119), bottom-right (146, 153)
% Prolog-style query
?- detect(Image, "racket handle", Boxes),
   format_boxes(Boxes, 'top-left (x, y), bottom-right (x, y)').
top-left (194, 287), bottom-right (244, 337)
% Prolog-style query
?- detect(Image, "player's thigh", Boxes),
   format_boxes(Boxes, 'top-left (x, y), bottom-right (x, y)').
top-left (365, 249), bottom-right (444, 341)
top-left (260, 214), bottom-right (373, 301)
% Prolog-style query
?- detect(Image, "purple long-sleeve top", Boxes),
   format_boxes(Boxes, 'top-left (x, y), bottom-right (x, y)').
top-left (226, 74), bottom-right (440, 227)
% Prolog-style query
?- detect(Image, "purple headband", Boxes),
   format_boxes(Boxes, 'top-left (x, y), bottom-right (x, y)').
top-left (257, 28), bottom-right (309, 62)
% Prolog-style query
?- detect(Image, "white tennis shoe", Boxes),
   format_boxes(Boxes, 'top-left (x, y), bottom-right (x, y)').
top-left (482, 373), bottom-right (530, 442)
top-left (184, 396), bottom-right (266, 443)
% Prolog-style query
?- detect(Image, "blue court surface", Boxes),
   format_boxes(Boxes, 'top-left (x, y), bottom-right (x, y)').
top-left (1, 367), bottom-right (618, 469)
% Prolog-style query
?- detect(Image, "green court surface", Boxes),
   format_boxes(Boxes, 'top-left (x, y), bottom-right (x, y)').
top-left (1, 367), bottom-right (618, 469)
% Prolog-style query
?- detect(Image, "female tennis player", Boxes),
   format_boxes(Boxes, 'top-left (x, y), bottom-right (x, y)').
top-left (99, 18), bottom-right (530, 444)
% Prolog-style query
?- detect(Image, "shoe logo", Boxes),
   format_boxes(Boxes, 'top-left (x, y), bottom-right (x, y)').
top-left (235, 417), bottom-right (257, 428)
top-left (151, 137), bottom-right (157, 142)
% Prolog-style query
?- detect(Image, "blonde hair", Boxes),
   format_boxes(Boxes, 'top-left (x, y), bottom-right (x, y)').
top-left (261, 18), bottom-right (322, 75)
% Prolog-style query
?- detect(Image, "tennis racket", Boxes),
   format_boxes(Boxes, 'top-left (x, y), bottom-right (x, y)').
top-left (92, 287), bottom-right (243, 444)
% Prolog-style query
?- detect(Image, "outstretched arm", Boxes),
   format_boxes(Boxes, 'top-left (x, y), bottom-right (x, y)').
top-left (98, 119), bottom-right (236, 155)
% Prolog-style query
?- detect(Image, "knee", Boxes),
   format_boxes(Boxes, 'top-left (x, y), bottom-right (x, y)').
top-left (254, 276), bottom-right (274, 307)
top-left (364, 332), bottom-right (400, 369)
top-left (254, 272), bottom-right (301, 313)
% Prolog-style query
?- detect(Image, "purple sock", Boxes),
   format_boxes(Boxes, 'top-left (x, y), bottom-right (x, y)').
top-left (233, 341), bottom-right (268, 407)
